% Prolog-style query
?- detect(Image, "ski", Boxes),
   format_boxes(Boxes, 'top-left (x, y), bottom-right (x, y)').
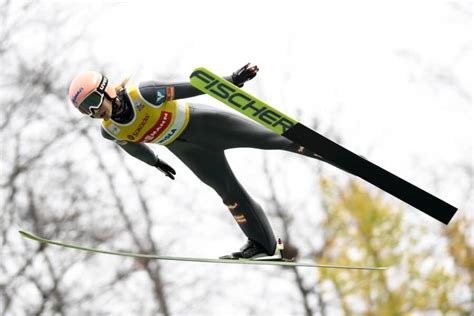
top-left (19, 230), bottom-right (387, 270)
top-left (190, 67), bottom-right (458, 225)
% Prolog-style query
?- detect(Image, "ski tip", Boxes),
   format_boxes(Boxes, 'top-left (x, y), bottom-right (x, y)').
top-left (190, 67), bottom-right (211, 81)
top-left (19, 229), bottom-right (30, 237)
top-left (19, 230), bottom-right (37, 241)
top-left (190, 66), bottom-right (204, 73)
top-left (191, 66), bottom-right (207, 72)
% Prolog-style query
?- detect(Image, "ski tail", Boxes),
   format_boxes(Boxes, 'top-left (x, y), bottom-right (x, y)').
top-left (190, 67), bottom-right (458, 225)
top-left (283, 124), bottom-right (457, 224)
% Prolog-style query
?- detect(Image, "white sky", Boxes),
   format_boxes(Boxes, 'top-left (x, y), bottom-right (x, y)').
top-left (4, 1), bottom-right (471, 313)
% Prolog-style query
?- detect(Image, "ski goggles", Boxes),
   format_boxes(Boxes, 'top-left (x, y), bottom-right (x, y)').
top-left (78, 75), bottom-right (109, 117)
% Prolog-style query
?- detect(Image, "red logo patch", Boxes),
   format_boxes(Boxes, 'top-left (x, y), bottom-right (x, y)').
top-left (138, 111), bottom-right (173, 143)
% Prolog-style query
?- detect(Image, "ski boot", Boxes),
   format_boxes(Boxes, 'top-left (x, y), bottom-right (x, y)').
top-left (220, 238), bottom-right (286, 261)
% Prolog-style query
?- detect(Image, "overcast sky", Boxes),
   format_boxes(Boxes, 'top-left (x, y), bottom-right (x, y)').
top-left (3, 1), bottom-right (471, 313)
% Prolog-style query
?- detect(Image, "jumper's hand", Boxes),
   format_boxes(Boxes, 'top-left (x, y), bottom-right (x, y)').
top-left (155, 157), bottom-right (176, 180)
top-left (231, 63), bottom-right (259, 87)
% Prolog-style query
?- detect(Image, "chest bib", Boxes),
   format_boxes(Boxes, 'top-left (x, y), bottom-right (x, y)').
top-left (102, 85), bottom-right (190, 145)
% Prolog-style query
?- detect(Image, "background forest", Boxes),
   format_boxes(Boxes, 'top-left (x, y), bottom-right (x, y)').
top-left (1, 0), bottom-right (472, 315)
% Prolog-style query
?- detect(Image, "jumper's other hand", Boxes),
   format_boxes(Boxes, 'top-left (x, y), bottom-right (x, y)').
top-left (155, 157), bottom-right (176, 180)
top-left (232, 63), bottom-right (259, 87)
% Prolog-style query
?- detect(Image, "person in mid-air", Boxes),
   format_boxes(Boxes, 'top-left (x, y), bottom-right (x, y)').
top-left (68, 64), bottom-right (325, 260)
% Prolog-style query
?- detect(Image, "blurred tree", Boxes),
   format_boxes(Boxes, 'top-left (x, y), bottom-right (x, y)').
top-left (444, 214), bottom-right (474, 311)
top-left (1, 0), bottom-right (471, 315)
top-left (317, 178), bottom-right (472, 315)
top-left (0, 1), bottom-right (176, 315)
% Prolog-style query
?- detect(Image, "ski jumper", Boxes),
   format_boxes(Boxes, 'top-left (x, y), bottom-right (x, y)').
top-left (101, 78), bottom-right (320, 255)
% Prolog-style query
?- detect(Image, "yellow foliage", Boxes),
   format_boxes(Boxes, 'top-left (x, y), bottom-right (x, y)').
top-left (316, 178), bottom-right (472, 315)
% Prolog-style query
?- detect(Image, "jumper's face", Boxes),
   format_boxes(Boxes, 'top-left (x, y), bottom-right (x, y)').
top-left (90, 97), bottom-right (113, 120)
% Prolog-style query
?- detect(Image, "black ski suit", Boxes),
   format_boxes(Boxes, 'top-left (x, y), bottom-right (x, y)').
top-left (101, 75), bottom-right (320, 255)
